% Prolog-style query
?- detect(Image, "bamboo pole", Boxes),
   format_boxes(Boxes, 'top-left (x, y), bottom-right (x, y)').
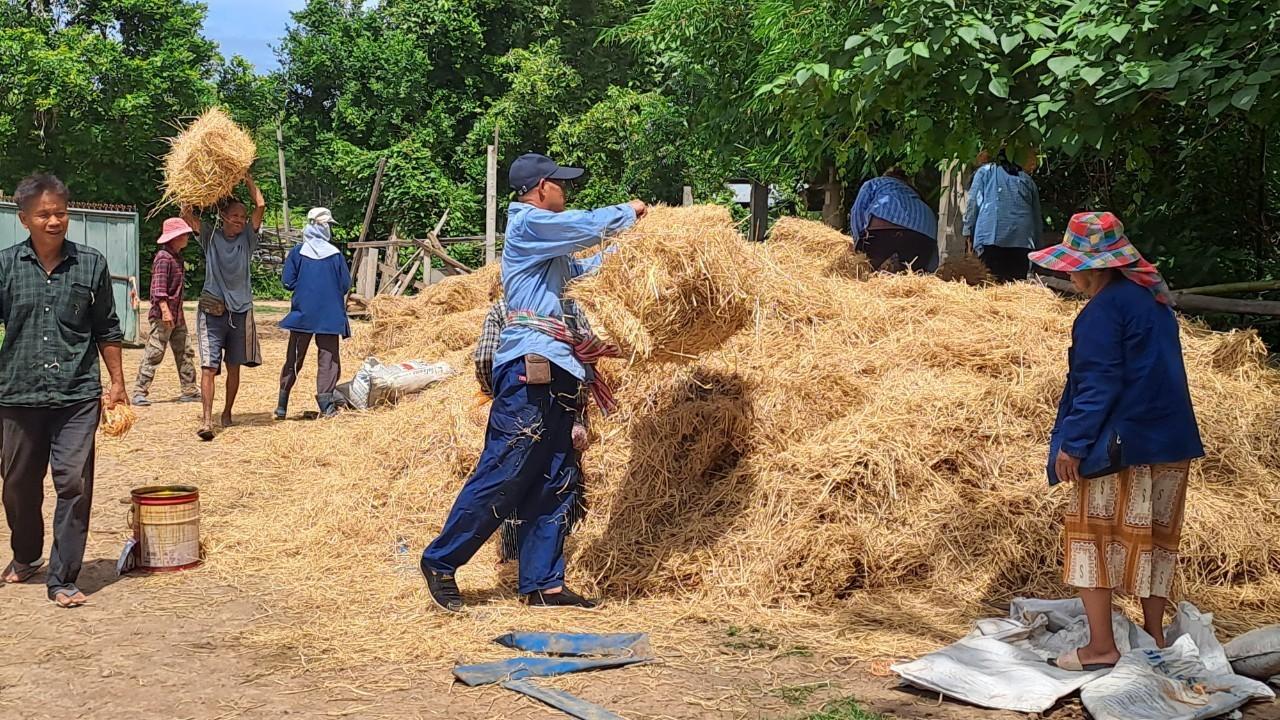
top-left (276, 123), bottom-right (291, 237)
top-left (1176, 280), bottom-right (1280, 296)
top-left (1037, 276), bottom-right (1280, 317)
top-left (485, 125), bottom-right (499, 266)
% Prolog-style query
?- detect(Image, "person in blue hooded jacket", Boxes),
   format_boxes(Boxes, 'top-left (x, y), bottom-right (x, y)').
top-left (276, 208), bottom-right (351, 419)
top-left (1031, 211), bottom-right (1204, 673)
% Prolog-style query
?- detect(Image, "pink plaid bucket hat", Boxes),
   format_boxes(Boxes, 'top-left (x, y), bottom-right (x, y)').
top-left (1029, 212), bottom-right (1173, 304)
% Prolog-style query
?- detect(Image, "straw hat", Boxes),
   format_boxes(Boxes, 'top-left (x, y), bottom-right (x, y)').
top-left (1028, 212), bottom-right (1143, 272)
top-left (157, 217), bottom-right (194, 245)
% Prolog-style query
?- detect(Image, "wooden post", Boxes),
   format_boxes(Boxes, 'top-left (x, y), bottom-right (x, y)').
top-left (354, 157), bottom-right (389, 298)
top-left (821, 165), bottom-right (843, 230)
top-left (276, 123), bottom-right (291, 238)
top-left (485, 125), bottom-right (499, 266)
top-left (936, 160), bottom-right (969, 263)
top-left (682, 186), bottom-right (694, 206)
top-left (748, 182), bottom-right (769, 242)
top-left (358, 157), bottom-right (388, 245)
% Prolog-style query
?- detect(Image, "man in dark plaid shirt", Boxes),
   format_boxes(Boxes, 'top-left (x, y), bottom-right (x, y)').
top-left (474, 295), bottom-right (591, 565)
top-left (0, 174), bottom-right (127, 608)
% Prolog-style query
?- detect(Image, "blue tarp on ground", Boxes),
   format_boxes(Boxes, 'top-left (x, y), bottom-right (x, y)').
top-left (502, 680), bottom-right (626, 720)
top-left (453, 632), bottom-right (654, 718)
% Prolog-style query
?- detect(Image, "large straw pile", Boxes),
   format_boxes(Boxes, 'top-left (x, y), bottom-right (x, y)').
top-left (160, 108), bottom-right (257, 209)
top-left (188, 206), bottom-right (1280, 676)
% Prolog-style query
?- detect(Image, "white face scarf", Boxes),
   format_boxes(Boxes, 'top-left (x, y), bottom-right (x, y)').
top-left (301, 207), bottom-right (340, 260)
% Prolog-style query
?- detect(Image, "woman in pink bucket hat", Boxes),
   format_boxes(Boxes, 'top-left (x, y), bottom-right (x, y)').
top-left (1033, 212), bottom-right (1204, 672)
top-left (131, 217), bottom-right (200, 405)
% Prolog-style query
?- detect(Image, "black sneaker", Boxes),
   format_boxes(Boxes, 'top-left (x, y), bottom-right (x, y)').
top-left (132, 395), bottom-right (151, 407)
top-left (421, 563), bottom-right (463, 613)
top-left (524, 587), bottom-right (598, 609)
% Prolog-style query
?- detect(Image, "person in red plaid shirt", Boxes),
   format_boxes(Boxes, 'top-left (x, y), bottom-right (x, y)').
top-left (131, 218), bottom-right (199, 405)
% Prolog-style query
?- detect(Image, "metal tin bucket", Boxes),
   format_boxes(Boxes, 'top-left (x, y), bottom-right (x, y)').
top-left (130, 485), bottom-right (202, 572)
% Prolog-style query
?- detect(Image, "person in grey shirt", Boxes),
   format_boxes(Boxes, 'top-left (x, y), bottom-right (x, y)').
top-left (181, 173), bottom-right (266, 440)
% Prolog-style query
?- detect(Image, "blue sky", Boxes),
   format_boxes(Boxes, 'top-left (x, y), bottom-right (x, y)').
top-left (204, 0), bottom-right (309, 72)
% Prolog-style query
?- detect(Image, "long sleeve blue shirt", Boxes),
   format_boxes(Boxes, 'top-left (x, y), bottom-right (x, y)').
top-left (849, 176), bottom-right (938, 241)
top-left (280, 246), bottom-right (352, 338)
top-left (963, 164), bottom-right (1043, 252)
top-left (1047, 278), bottom-right (1204, 485)
top-left (494, 201), bottom-right (637, 380)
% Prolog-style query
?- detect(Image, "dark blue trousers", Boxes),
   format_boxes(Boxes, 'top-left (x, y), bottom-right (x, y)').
top-left (422, 358), bottom-right (581, 594)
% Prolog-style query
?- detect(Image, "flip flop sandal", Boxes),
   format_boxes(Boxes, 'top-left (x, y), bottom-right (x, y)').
top-left (197, 425), bottom-right (215, 441)
top-left (1048, 648), bottom-right (1116, 672)
top-left (50, 587), bottom-right (87, 609)
top-left (3, 558), bottom-right (45, 584)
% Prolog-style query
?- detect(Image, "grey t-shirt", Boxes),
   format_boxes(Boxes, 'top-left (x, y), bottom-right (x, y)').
top-left (199, 223), bottom-right (259, 313)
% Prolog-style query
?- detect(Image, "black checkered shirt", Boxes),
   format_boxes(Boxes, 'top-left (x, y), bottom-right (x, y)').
top-left (0, 239), bottom-right (123, 407)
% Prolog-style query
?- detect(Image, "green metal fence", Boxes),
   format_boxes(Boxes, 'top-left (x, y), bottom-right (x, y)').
top-left (0, 196), bottom-right (141, 345)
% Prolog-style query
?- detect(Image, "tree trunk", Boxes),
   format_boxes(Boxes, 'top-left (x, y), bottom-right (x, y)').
top-left (821, 165), bottom-right (844, 230)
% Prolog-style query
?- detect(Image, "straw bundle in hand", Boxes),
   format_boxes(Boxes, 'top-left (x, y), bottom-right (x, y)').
top-left (568, 205), bottom-right (760, 363)
top-left (160, 108), bottom-right (256, 209)
top-left (100, 403), bottom-right (137, 438)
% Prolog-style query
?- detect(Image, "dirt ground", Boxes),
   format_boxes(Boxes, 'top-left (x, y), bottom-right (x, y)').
top-left (0, 307), bottom-right (1275, 720)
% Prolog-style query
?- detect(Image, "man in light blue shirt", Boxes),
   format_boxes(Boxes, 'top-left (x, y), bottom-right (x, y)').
top-left (422, 153), bottom-right (646, 612)
top-left (962, 151), bottom-right (1043, 282)
top-left (848, 168), bottom-right (939, 272)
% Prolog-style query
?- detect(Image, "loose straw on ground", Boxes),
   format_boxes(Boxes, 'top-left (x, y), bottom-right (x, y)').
top-left (114, 206), bottom-right (1280, 681)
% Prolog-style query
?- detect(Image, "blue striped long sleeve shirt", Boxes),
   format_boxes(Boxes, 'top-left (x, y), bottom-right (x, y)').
top-left (962, 163), bottom-right (1043, 252)
top-left (849, 176), bottom-right (938, 241)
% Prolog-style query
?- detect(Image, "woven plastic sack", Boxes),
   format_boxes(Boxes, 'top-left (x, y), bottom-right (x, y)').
top-left (1226, 625), bottom-right (1280, 680)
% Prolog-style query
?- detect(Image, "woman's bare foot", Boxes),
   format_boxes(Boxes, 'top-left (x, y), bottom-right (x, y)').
top-left (221, 410), bottom-right (234, 427)
top-left (1075, 645), bottom-right (1121, 666)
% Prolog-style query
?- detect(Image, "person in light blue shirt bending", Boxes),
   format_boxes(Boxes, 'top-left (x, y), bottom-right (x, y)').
top-left (849, 168), bottom-right (938, 273)
top-left (963, 150), bottom-right (1043, 283)
top-left (421, 153), bottom-right (647, 612)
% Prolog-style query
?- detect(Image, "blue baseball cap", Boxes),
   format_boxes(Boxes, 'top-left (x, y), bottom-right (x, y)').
top-left (509, 153), bottom-right (584, 195)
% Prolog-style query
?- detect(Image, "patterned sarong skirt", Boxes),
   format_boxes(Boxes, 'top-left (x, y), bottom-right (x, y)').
top-left (1062, 462), bottom-right (1191, 598)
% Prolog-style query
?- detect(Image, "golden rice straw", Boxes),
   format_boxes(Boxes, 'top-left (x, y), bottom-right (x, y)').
top-left (100, 403), bottom-right (137, 437)
top-left (111, 206), bottom-right (1280, 682)
top-left (160, 108), bottom-right (257, 210)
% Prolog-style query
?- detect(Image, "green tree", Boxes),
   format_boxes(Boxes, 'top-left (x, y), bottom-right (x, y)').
top-left (0, 0), bottom-right (218, 204)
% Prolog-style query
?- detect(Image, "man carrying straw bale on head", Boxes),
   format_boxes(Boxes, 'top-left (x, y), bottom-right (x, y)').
top-left (421, 152), bottom-right (646, 611)
top-left (181, 172), bottom-right (266, 441)
top-left (0, 174), bottom-right (127, 608)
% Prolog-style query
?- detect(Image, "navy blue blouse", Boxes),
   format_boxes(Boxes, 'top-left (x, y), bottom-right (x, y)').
top-left (280, 246), bottom-right (351, 338)
top-left (1047, 277), bottom-right (1204, 485)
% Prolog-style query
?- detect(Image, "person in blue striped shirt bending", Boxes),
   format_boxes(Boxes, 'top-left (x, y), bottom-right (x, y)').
top-left (963, 150), bottom-right (1044, 283)
top-left (848, 168), bottom-right (939, 273)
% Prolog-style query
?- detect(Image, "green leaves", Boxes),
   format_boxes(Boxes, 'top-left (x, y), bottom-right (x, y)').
top-left (1080, 66), bottom-right (1105, 86)
top-left (887, 47), bottom-right (911, 70)
top-left (988, 75), bottom-right (1010, 98)
top-left (1231, 85), bottom-right (1259, 111)
top-left (1000, 32), bottom-right (1024, 54)
top-left (1047, 56), bottom-right (1081, 77)
top-left (911, 41), bottom-right (931, 58)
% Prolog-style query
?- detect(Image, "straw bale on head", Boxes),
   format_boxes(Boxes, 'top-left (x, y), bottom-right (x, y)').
top-left (568, 205), bottom-right (760, 363)
top-left (161, 108), bottom-right (257, 210)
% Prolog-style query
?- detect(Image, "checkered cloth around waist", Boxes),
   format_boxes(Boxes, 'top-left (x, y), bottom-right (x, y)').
top-left (506, 310), bottom-right (620, 415)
